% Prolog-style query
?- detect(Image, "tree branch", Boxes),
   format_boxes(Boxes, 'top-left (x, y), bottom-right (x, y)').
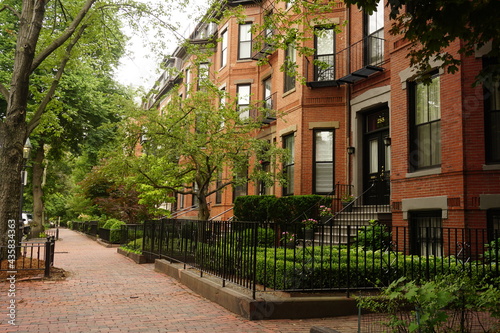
top-left (27, 24), bottom-right (88, 135)
top-left (0, 83), bottom-right (8, 100)
top-left (0, 5), bottom-right (21, 19)
top-left (30, 0), bottom-right (97, 73)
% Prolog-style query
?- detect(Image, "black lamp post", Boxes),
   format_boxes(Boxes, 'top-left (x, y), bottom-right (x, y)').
top-left (19, 138), bottom-right (31, 243)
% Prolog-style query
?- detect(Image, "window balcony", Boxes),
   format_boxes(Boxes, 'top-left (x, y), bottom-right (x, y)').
top-left (251, 28), bottom-right (276, 60)
top-left (306, 36), bottom-right (387, 88)
top-left (250, 92), bottom-right (277, 124)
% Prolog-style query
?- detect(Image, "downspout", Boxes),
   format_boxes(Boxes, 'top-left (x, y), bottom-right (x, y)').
top-left (346, 4), bottom-right (353, 188)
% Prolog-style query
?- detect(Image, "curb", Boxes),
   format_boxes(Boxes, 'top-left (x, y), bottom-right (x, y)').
top-left (154, 259), bottom-right (358, 321)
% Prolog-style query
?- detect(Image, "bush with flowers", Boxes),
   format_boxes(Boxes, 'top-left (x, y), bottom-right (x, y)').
top-left (280, 231), bottom-right (296, 243)
top-left (319, 205), bottom-right (333, 217)
top-left (341, 194), bottom-right (355, 203)
top-left (301, 218), bottom-right (318, 229)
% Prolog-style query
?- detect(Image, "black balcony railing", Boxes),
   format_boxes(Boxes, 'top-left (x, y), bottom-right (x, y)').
top-left (249, 92), bottom-right (277, 124)
top-left (306, 35), bottom-right (387, 88)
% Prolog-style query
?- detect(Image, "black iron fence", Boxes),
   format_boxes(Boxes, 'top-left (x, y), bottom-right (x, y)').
top-left (70, 221), bottom-right (98, 236)
top-left (133, 219), bottom-right (500, 298)
top-left (0, 236), bottom-right (56, 278)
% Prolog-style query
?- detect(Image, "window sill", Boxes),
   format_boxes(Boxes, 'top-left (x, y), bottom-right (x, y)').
top-left (405, 167), bottom-right (441, 178)
top-left (282, 88), bottom-right (296, 98)
top-left (236, 58), bottom-right (253, 63)
top-left (483, 164), bottom-right (500, 171)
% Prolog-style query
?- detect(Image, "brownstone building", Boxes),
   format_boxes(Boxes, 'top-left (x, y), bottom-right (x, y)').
top-left (145, 0), bottom-right (500, 253)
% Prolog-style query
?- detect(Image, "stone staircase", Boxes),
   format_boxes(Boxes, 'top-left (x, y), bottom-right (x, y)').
top-left (314, 205), bottom-right (392, 245)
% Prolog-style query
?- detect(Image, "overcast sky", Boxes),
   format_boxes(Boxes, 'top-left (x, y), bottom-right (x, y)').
top-left (114, 0), bottom-right (209, 90)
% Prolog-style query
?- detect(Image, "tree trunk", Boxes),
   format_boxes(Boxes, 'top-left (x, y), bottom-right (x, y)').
top-left (31, 143), bottom-right (45, 238)
top-left (0, 125), bottom-right (26, 247)
top-left (0, 1), bottom-right (46, 247)
top-left (197, 192), bottom-right (211, 221)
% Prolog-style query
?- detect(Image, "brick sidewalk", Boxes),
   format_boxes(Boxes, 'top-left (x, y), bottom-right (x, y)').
top-left (0, 229), bottom-right (359, 333)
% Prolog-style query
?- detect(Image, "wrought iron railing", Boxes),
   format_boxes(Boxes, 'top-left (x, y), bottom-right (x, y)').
top-left (306, 35), bottom-right (387, 86)
top-left (0, 236), bottom-right (56, 278)
top-left (139, 219), bottom-right (500, 299)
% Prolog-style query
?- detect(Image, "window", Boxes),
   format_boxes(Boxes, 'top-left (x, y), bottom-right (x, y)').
top-left (237, 84), bottom-right (251, 119)
top-left (220, 29), bottom-right (228, 68)
top-left (238, 23), bottom-right (252, 60)
top-left (487, 209), bottom-right (500, 242)
top-left (314, 130), bottom-right (335, 194)
top-left (314, 27), bottom-right (335, 81)
top-left (215, 172), bottom-right (223, 204)
top-left (283, 134), bottom-right (295, 195)
top-left (197, 63), bottom-right (209, 89)
top-left (410, 74), bottom-right (441, 171)
top-left (484, 58), bottom-right (500, 163)
top-left (263, 77), bottom-right (272, 109)
top-left (233, 169), bottom-right (248, 202)
top-left (185, 68), bottom-right (191, 97)
top-left (410, 211), bottom-right (443, 257)
top-left (178, 192), bottom-right (185, 209)
top-left (365, 0), bottom-right (384, 65)
top-left (284, 43), bottom-right (296, 93)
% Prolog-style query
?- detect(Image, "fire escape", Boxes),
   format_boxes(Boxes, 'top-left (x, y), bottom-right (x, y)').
top-left (306, 35), bottom-right (387, 88)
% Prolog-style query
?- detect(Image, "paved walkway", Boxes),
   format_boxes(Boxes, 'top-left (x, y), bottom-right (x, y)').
top-left (1, 229), bottom-right (359, 333)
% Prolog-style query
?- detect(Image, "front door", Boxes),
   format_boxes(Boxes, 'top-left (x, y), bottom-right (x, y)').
top-left (363, 108), bottom-right (390, 205)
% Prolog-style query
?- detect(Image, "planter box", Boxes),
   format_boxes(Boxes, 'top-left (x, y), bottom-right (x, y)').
top-left (117, 248), bottom-right (150, 264)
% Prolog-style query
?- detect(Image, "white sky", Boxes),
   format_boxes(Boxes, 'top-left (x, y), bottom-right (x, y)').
top-left (114, 0), bottom-right (209, 90)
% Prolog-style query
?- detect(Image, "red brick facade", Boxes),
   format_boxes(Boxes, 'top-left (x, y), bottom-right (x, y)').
top-left (148, 1), bottom-right (500, 234)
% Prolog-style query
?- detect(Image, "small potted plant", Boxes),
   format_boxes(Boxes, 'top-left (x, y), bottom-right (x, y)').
top-left (319, 205), bottom-right (333, 223)
top-left (301, 218), bottom-right (318, 240)
top-left (281, 231), bottom-right (296, 248)
top-left (341, 194), bottom-right (355, 212)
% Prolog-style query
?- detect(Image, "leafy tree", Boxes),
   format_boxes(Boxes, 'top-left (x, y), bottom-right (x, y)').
top-left (0, 0), bottom-right (196, 246)
top-left (112, 82), bottom-right (287, 221)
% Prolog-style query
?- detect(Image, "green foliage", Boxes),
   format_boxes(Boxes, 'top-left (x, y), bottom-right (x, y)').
top-left (357, 275), bottom-right (500, 333)
top-left (233, 195), bottom-right (277, 221)
top-left (120, 238), bottom-right (143, 254)
top-left (483, 238), bottom-right (500, 263)
top-left (356, 220), bottom-right (392, 251)
top-left (102, 218), bottom-right (124, 230)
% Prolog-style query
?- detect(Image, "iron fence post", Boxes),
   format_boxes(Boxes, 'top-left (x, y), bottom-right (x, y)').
top-left (44, 236), bottom-right (54, 278)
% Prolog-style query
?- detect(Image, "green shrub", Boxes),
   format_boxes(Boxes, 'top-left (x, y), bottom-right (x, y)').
top-left (233, 195), bottom-right (330, 224)
top-left (240, 227), bottom-right (276, 247)
top-left (102, 218), bottom-right (123, 229)
top-left (120, 238), bottom-right (143, 254)
top-left (109, 220), bottom-right (125, 243)
top-left (357, 274), bottom-right (500, 333)
top-left (233, 195), bottom-right (277, 221)
top-left (356, 220), bottom-right (392, 251)
top-left (483, 237), bottom-right (500, 263)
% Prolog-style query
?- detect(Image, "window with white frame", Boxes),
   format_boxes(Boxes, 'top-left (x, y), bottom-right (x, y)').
top-left (284, 43), bottom-right (296, 93)
top-left (221, 29), bottom-right (228, 68)
top-left (314, 27), bottom-right (336, 81)
top-left (410, 74), bottom-right (441, 171)
top-left (237, 84), bottom-right (251, 119)
top-left (283, 134), bottom-right (295, 196)
top-left (263, 77), bottom-right (272, 109)
top-left (197, 63), bottom-right (209, 89)
top-left (314, 129), bottom-right (335, 194)
top-left (365, 0), bottom-right (384, 65)
top-left (238, 23), bottom-right (252, 60)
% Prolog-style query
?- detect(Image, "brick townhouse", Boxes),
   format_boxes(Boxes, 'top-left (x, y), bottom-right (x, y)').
top-left (145, 0), bottom-right (500, 254)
